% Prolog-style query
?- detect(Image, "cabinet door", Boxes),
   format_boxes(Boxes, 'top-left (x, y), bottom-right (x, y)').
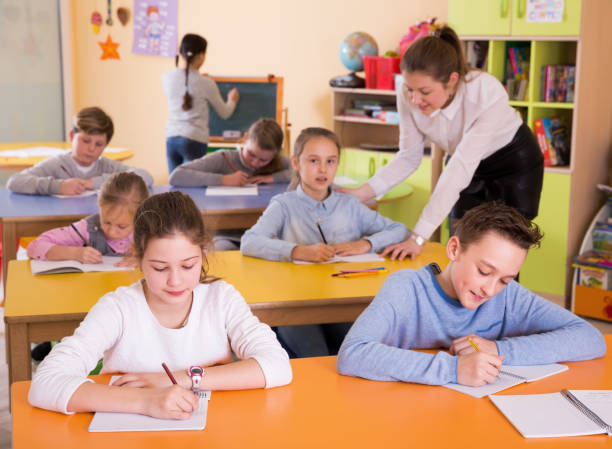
top-left (448, 0), bottom-right (511, 36)
top-left (511, 0), bottom-right (581, 36)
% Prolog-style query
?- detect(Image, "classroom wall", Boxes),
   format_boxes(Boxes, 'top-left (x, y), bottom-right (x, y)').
top-left (68, 0), bottom-right (447, 183)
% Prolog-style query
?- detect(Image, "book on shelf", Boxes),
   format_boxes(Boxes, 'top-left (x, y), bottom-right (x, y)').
top-left (574, 249), bottom-right (612, 270)
top-left (540, 64), bottom-right (575, 103)
top-left (504, 46), bottom-right (529, 101)
top-left (533, 117), bottom-right (570, 167)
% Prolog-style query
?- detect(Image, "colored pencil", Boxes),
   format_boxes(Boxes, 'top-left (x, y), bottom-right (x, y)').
top-left (468, 337), bottom-right (481, 352)
top-left (222, 152), bottom-right (238, 172)
top-left (70, 223), bottom-right (88, 247)
top-left (162, 362), bottom-right (178, 385)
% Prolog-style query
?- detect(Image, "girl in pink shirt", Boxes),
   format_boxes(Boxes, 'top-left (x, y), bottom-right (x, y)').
top-left (27, 172), bottom-right (149, 265)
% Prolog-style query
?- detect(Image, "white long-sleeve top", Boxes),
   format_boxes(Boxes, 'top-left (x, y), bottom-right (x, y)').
top-left (367, 71), bottom-right (523, 239)
top-left (29, 280), bottom-right (292, 414)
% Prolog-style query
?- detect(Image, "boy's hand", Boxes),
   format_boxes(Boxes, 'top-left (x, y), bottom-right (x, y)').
top-left (142, 386), bottom-right (199, 420)
top-left (247, 175), bottom-right (274, 185)
top-left (75, 246), bottom-right (103, 264)
top-left (457, 352), bottom-right (505, 387)
top-left (222, 171), bottom-right (249, 186)
top-left (381, 238), bottom-right (422, 261)
top-left (332, 239), bottom-right (372, 256)
top-left (450, 334), bottom-right (499, 356)
top-left (60, 178), bottom-right (89, 196)
top-left (291, 243), bottom-right (336, 262)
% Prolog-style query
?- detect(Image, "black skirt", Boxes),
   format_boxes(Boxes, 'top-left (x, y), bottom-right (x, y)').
top-left (449, 123), bottom-right (544, 221)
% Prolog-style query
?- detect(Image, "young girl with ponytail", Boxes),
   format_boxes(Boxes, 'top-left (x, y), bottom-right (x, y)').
top-left (341, 25), bottom-right (544, 261)
top-left (163, 33), bottom-right (240, 172)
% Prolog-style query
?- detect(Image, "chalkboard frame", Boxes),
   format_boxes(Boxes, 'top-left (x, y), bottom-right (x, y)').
top-left (208, 76), bottom-right (284, 143)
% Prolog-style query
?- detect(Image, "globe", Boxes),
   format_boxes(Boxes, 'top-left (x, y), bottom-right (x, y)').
top-left (339, 31), bottom-right (379, 72)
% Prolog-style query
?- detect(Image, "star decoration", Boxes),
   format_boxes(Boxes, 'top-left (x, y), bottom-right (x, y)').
top-left (99, 35), bottom-right (120, 60)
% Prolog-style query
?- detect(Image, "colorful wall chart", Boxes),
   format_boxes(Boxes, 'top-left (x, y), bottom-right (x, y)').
top-left (131, 0), bottom-right (177, 57)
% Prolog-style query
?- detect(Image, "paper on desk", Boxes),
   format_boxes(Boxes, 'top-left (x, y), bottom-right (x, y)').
top-left (30, 256), bottom-right (134, 275)
top-left (88, 376), bottom-right (210, 432)
top-left (294, 253), bottom-right (385, 264)
top-left (0, 147), bottom-right (68, 157)
top-left (52, 190), bottom-right (98, 199)
top-left (205, 185), bottom-right (258, 196)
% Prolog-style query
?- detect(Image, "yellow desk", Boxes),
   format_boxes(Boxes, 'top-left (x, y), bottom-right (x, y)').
top-left (11, 336), bottom-right (612, 449)
top-left (0, 142), bottom-right (133, 170)
top-left (4, 244), bottom-right (448, 386)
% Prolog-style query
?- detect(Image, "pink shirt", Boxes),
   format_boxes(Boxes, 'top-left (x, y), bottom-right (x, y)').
top-left (27, 218), bottom-right (133, 260)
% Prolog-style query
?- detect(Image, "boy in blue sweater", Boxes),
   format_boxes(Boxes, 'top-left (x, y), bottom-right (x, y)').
top-left (337, 203), bottom-right (606, 387)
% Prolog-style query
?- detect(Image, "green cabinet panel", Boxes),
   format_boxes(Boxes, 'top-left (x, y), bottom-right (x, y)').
top-left (449, 0), bottom-right (511, 36)
top-left (511, 0), bottom-right (581, 36)
top-left (520, 172), bottom-right (570, 295)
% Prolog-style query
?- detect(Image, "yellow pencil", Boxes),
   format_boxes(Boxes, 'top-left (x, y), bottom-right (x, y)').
top-left (468, 337), bottom-right (481, 352)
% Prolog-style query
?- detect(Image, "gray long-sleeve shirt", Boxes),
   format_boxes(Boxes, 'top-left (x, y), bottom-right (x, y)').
top-left (168, 149), bottom-right (292, 187)
top-left (6, 153), bottom-right (154, 195)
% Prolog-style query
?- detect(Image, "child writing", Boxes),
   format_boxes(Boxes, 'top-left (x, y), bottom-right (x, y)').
top-left (7, 106), bottom-right (153, 195)
top-left (240, 127), bottom-right (407, 357)
top-left (27, 172), bottom-right (149, 265)
top-left (337, 203), bottom-right (606, 387)
top-left (163, 33), bottom-right (239, 173)
top-left (169, 117), bottom-right (292, 187)
top-left (28, 191), bottom-right (292, 419)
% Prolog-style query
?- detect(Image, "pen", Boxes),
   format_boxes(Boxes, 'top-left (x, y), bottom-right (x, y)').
top-left (336, 271), bottom-right (380, 278)
top-left (60, 165), bottom-right (71, 177)
top-left (336, 267), bottom-right (387, 274)
top-left (332, 268), bottom-right (388, 277)
top-left (316, 219), bottom-right (328, 244)
top-left (162, 362), bottom-right (178, 385)
top-left (468, 337), bottom-right (481, 352)
top-left (222, 152), bottom-right (238, 172)
top-left (70, 223), bottom-right (88, 247)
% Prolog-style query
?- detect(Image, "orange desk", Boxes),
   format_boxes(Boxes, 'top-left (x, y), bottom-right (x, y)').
top-left (0, 142), bottom-right (132, 170)
top-left (4, 244), bottom-right (448, 386)
top-left (12, 335), bottom-right (612, 449)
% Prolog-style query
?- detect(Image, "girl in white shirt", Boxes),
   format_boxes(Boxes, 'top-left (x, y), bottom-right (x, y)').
top-left (163, 33), bottom-right (240, 173)
top-left (29, 191), bottom-right (292, 420)
top-left (343, 26), bottom-right (543, 261)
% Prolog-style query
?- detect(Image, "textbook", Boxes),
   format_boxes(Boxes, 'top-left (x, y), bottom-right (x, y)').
top-left (30, 256), bottom-right (133, 275)
top-left (443, 363), bottom-right (568, 398)
top-left (88, 377), bottom-right (211, 432)
top-left (490, 390), bottom-right (612, 438)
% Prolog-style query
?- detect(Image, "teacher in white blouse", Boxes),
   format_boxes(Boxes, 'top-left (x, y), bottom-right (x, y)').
top-left (343, 26), bottom-right (544, 260)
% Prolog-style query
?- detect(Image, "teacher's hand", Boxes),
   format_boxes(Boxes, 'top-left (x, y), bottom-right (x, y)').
top-left (336, 183), bottom-right (376, 203)
top-left (382, 237), bottom-right (423, 261)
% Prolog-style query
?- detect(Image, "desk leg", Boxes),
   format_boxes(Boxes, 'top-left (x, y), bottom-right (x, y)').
top-left (1, 220), bottom-right (17, 297)
top-left (6, 322), bottom-right (31, 386)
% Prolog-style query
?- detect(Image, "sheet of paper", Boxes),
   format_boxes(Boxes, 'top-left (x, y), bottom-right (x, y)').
top-left (569, 390), bottom-right (612, 426)
top-left (88, 376), bottom-right (210, 432)
top-left (293, 253), bottom-right (385, 265)
top-left (30, 256), bottom-right (134, 275)
top-left (490, 393), bottom-right (605, 438)
top-left (205, 185), bottom-right (258, 196)
top-left (52, 190), bottom-right (98, 199)
top-left (0, 147), bottom-right (68, 157)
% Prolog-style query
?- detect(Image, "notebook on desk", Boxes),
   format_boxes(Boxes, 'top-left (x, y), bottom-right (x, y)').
top-left (88, 376), bottom-right (211, 432)
top-left (443, 363), bottom-right (568, 398)
top-left (30, 256), bottom-right (134, 275)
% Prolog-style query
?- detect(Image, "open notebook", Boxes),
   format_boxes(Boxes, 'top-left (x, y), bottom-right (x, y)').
top-left (443, 363), bottom-right (568, 398)
top-left (293, 253), bottom-right (385, 264)
top-left (30, 256), bottom-right (134, 275)
top-left (490, 390), bottom-right (612, 438)
top-left (88, 376), bottom-right (211, 432)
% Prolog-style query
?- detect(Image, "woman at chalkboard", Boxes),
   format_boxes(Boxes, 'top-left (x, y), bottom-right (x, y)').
top-left (163, 33), bottom-right (240, 172)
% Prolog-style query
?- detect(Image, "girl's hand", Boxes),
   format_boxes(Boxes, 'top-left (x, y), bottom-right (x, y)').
top-left (115, 255), bottom-right (138, 267)
top-left (228, 88), bottom-right (240, 103)
top-left (113, 372), bottom-right (174, 388)
top-left (291, 243), bottom-right (336, 262)
top-left (457, 352), bottom-right (505, 387)
top-left (381, 238), bottom-right (423, 261)
top-left (142, 386), bottom-right (199, 420)
top-left (60, 178), bottom-right (88, 196)
top-left (450, 334), bottom-right (499, 356)
top-left (76, 246), bottom-right (103, 264)
top-left (247, 175), bottom-right (274, 185)
top-left (335, 183), bottom-right (376, 203)
top-left (222, 171), bottom-right (249, 186)
top-left (333, 240), bottom-right (371, 256)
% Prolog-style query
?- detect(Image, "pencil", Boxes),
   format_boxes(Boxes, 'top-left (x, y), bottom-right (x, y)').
top-left (337, 271), bottom-right (380, 278)
top-left (316, 219), bottom-right (328, 244)
top-left (60, 165), bottom-right (71, 177)
top-left (162, 362), bottom-right (178, 385)
top-left (70, 223), bottom-right (88, 247)
top-left (332, 268), bottom-right (388, 277)
top-left (468, 337), bottom-right (481, 352)
top-left (222, 152), bottom-right (238, 172)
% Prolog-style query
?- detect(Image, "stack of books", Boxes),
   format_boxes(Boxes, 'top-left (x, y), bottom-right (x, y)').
top-left (343, 99), bottom-right (397, 122)
top-left (505, 46), bottom-right (530, 101)
top-left (533, 116), bottom-right (570, 167)
top-left (540, 65), bottom-right (575, 102)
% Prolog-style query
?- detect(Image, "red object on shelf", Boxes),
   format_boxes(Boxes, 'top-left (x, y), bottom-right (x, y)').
top-left (363, 56), bottom-right (400, 90)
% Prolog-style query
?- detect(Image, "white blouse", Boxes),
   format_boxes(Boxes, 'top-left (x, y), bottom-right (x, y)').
top-left (368, 71), bottom-right (522, 239)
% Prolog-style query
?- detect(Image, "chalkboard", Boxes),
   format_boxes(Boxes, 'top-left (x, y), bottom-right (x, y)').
top-left (209, 76), bottom-right (283, 141)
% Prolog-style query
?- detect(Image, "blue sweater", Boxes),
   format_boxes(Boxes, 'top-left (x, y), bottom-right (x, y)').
top-left (337, 265), bottom-right (606, 385)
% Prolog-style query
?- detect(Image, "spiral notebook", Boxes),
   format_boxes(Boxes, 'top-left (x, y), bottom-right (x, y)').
top-left (443, 363), bottom-right (568, 398)
top-left (490, 390), bottom-right (612, 438)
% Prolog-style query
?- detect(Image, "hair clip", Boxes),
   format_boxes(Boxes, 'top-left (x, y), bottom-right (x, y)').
top-left (186, 51), bottom-right (193, 57)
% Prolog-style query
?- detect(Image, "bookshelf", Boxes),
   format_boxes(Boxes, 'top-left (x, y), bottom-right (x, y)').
top-left (449, 0), bottom-right (612, 304)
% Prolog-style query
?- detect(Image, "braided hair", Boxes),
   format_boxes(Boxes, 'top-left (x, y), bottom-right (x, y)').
top-left (176, 34), bottom-right (208, 111)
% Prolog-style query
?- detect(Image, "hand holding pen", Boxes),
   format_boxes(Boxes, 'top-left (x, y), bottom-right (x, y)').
top-left (221, 152), bottom-right (249, 186)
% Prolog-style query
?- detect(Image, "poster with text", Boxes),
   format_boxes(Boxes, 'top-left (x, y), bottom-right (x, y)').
top-left (131, 0), bottom-right (177, 57)
top-left (526, 0), bottom-right (564, 23)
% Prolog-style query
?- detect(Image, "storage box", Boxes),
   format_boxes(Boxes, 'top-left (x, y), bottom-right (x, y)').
top-left (363, 56), bottom-right (401, 90)
top-left (574, 285), bottom-right (612, 322)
